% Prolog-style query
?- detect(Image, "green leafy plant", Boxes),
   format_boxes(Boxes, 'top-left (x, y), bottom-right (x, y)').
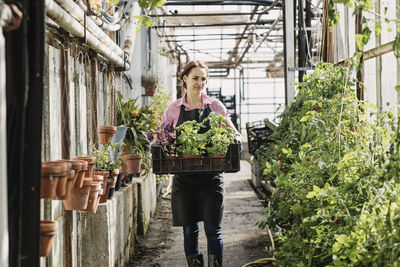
top-left (133, 0), bottom-right (167, 34)
top-left (202, 112), bottom-right (235, 155)
top-left (252, 62), bottom-right (400, 266)
top-left (89, 140), bottom-right (123, 171)
top-left (175, 120), bottom-right (207, 155)
top-left (116, 91), bottom-right (157, 175)
top-left (116, 91), bottom-right (156, 153)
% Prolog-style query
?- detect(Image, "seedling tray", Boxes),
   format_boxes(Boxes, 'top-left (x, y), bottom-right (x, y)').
top-left (151, 143), bottom-right (241, 174)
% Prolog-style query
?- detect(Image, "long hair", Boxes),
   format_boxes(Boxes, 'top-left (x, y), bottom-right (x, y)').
top-left (178, 60), bottom-right (209, 90)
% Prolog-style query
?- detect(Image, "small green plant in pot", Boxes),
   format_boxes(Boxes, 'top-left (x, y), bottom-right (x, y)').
top-left (203, 112), bottom-right (235, 157)
top-left (175, 120), bottom-right (207, 156)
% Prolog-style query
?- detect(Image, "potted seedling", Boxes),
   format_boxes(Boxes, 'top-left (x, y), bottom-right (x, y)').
top-left (90, 140), bottom-right (123, 201)
top-left (175, 120), bottom-right (207, 157)
top-left (203, 112), bottom-right (235, 157)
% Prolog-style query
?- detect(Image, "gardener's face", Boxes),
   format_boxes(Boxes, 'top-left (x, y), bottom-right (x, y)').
top-left (184, 67), bottom-right (207, 93)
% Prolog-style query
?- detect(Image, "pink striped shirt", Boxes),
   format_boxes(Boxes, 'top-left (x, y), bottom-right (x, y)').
top-left (162, 93), bottom-right (230, 127)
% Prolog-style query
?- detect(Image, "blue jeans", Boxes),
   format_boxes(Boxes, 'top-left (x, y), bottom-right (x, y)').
top-left (183, 223), bottom-right (223, 256)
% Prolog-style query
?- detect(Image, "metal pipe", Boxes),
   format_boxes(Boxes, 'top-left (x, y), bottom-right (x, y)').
top-left (165, 0), bottom-right (281, 6)
top-left (155, 20), bottom-right (276, 28)
top-left (53, 0), bottom-right (123, 57)
top-left (254, 15), bottom-right (281, 52)
top-left (45, 0), bottom-right (125, 67)
top-left (150, 11), bottom-right (269, 17)
top-left (76, 0), bottom-right (122, 31)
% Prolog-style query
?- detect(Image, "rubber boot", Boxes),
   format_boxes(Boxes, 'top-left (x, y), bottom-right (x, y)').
top-left (186, 253), bottom-right (204, 267)
top-left (208, 254), bottom-right (222, 267)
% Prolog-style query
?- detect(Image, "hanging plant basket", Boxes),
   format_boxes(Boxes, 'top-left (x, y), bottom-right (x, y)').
top-left (141, 74), bottom-right (157, 96)
top-left (145, 84), bottom-right (157, 96)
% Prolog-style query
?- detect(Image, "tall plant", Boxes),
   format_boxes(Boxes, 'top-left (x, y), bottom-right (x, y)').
top-left (256, 63), bottom-right (399, 265)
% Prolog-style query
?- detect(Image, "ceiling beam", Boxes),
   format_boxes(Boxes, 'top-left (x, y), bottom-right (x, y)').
top-left (154, 19), bottom-right (276, 28)
top-left (164, 0), bottom-right (281, 6)
top-left (150, 11), bottom-right (269, 17)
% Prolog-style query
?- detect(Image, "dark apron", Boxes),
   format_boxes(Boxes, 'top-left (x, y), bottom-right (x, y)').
top-left (171, 104), bottom-right (224, 226)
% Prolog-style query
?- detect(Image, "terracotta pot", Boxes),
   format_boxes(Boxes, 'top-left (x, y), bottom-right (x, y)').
top-left (63, 177), bottom-right (92, 210)
top-left (68, 160), bottom-right (83, 188)
top-left (145, 84), bottom-right (156, 96)
top-left (121, 154), bottom-right (142, 176)
top-left (40, 220), bottom-right (57, 257)
top-left (99, 178), bottom-right (114, 203)
top-left (79, 181), bottom-right (102, 213)
top-left (110, 169), bottom-right (119, 188)
top-left (53, 160), bottom-right (73, 200)
top-left (73, 160), bottom-right (88, 189)
top-left (141, 74), bottom-right (156, 91)
top-left (41, 164), bottom-right (61, 199)
top-left (181, 154), bottom-right (203, 159)
top-left (57, 169), bottom-right (75, 200)
top-left (41, 161), bottom-right (69, 200)
top-left (98, 125), bottom-right (116, 144)
top-left (73, 156), bottom-right (96, 177)
top-left (92, 174), bottom-right (105, 195)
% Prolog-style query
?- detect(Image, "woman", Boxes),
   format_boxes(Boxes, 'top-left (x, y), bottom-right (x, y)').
top-left (162, 60), bottom-right (241, 267)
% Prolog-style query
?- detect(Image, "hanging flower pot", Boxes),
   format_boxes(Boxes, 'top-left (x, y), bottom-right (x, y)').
top-left (73, 156), bottom-right (96, 177)
top-left (145, 84), bottom-right (157, 97)
top-left (40, 220), bottom-right (57, 257)
top-left (41, 163), bottom-right (61, 200)
top-left (92, 174), bottom-right (105, 196)
top-left (121, 154), bottom-right (142, 176)
top-left (141, 74), bottom-right (157, 96)
top-left (63, 177), bottom-right (93, 211)
top-left (98, 125), bottom-right (116, 144)
top-left (41, 161), bottom-right (69, 200)
top-left (100, 178), bottom-right (114, 203)
top-left (53, 160), bottom-right (72, 200)
top-left (73, 160), bottom-right (88, 189)
top-left (79, 181), bottom-right (102, 214)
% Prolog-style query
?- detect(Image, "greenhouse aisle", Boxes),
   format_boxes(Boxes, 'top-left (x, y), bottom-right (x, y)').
top-left (128, 160), bottom-right (273, 267)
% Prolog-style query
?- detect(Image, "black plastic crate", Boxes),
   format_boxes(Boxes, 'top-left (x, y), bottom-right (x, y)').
top-left (246, 120), bottom-right (275, 155)
top-left (151, 143), bottom-right (241, 174)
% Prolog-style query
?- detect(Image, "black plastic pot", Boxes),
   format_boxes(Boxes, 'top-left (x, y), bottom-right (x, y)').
top-left (108, 188), bottom-right (115, 199)
top-left (114, 172), bottom-right (123, 191)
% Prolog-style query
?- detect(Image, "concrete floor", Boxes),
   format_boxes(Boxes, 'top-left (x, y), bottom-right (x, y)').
top-left (128, 160), bottom-right (273, 267)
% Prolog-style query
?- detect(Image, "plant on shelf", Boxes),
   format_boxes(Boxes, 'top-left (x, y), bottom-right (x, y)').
top-left (147, 122), bottom-right (177, 157)
top-left (202, 112), bottom-right (235, 156)
top-left (116, 91), bottom-right (156, 175)
top-left (175, 120), bottom-right (207, 156)
top-left (89, 140), bottom-right (123, 171)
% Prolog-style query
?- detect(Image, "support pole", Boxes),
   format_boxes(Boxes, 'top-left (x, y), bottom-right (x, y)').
top-left (283, 0), bottom-right (295, 105)
top-left (0, 24), bottom-right (9, 267)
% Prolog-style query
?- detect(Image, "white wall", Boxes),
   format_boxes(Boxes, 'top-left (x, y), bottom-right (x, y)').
top-left (334, 2), bottom-right (399, 114)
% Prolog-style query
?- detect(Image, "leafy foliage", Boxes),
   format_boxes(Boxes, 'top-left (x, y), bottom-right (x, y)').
top-left (175, 120), bottom-right (207, 155)
top-left (89, 140), bottom-right (123, 171)
top-left (116, 91), bottom-right (157, 175)
top-left (256, 63), bottom-right (400, 265)
top-left (147, 122), bottom-right (177, 156)
top-left (203, 112), bottom-right (235, 155)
